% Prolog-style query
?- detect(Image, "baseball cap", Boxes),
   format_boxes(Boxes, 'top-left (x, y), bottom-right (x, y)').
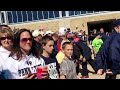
top-left (32, 29), bottom-right (41, 37)
top-left (39, 31), bottom-right (44, 36)
top-left (45, 30), bottom-right (54, 35)
top-left (58, 27), bottom-right (67, 36)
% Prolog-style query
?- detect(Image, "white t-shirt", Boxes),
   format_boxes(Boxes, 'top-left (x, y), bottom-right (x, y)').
top-left (41, 55), bottom-right (59, 79)
top-left (0, 53), bottom-right (45, 79)
top-left (0, 46), bottom-right (11, 75)
top-left (0, 46), bottom-right (11, 62)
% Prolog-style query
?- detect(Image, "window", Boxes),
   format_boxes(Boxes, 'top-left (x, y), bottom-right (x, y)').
top-left (69, 11), bottom-right (75, 16)
top-left (43, 11), bottom-right (48, 19)
top-left (7, 12), bottom-right (13, 23)
top-left (81, 11), bottom-right (87, 14)
top-left (26, 11), bottom-right (33, 21)
top-left (22, 11), bottom-right (27, 22)
top-left (48, 11), bottom-right (54, 18)
top-left (62, 11), bottom-right (66, 17)
top-left (94, 11), bottom-right (100, 12)
top-left (75, 11), bottom-right (80, 15)
top-left (17, 11), bottom-right (22, 22)
top-left (87, 11), bottom-right (93, 13)
top-left (32, 11), bottom-right (38, 20)
top-left (12, 11), bottom-right (17, 23)
top-left (1, 13), bottom-right (5, 23)
top-left (38, 11), bottom-right (43, 20)
top-left (54, 11), bottom-right (59, 18)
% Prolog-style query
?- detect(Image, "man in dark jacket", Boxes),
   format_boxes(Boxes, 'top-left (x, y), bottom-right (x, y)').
top-left (96, 19), bottom-right (120, 79)
top-left (100, 28), bottom-right (109, 42)
top-left (76, 39), bottom-right (98, 78)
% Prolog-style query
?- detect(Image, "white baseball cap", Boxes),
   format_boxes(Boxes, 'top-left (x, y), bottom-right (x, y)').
top-left (39, 31), bottom-right (44, 36)
top-left (45, 30), bottom-right (54, 35)
top-left (32, 29), bottom-right (41, 37)
top-left (58, 27), bottom-right (67, 36)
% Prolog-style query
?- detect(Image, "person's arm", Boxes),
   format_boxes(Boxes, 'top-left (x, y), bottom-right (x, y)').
top-left (91, 40), bottom-right (97, 57)
top-left (96, 39), bottom-right (109, 74)
top-left (92, 46), bottom-right (97, 57)
top-left (76, 40), bottom-right (91, 60)
top-left (109, 39), bottom-right (120, 75)
top-left (23, 73), bottom-right (37, 79)
top-left (55, 58), bottom-right (60, 79)
top-left (59, 75), bottom-right (66, 79)
top-left (59, 61), bottom-right (68, 79)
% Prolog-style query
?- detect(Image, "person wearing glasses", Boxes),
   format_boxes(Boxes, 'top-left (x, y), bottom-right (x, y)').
top-left (0, 29), bottom-right (48, 79)
top-left (0, 25), bottom-right (14, 79)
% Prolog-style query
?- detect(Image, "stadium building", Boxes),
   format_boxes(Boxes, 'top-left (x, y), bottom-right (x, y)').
top-left (0, 11), bottom-right (120, 34)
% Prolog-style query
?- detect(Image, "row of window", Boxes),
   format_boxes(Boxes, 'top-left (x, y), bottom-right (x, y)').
top-left (5, 11), bottom-right (101, 24)
top-left (69, 11), bottom-right (100, 16)
top-left (7, 11), bottom-right (60, 23)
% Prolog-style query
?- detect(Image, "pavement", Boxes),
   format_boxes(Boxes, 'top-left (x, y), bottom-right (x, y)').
top-left (78, 64), bottom-right (105, 79)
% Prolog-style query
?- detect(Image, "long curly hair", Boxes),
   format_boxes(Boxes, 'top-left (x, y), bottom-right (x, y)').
top-left (9, 28), bottom-right (41, 60)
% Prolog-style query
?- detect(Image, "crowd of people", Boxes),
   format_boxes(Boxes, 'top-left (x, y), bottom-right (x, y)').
top-left (0, 19), bottom-right (120, 79)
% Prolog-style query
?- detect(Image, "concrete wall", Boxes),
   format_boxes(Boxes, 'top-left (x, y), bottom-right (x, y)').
top-left (9, 11), bottom-right (120, 34)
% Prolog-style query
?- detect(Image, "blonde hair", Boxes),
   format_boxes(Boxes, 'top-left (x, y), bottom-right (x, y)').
top-left (0, 28), bottom-right (13, 38)
top-left (0, 28), bottom-right (14, 45)
top-left (62, 41), bottom-right (73, 50)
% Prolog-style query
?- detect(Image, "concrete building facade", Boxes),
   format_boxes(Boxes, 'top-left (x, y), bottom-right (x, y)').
top-left (0, 11), bottom-right (120, 34)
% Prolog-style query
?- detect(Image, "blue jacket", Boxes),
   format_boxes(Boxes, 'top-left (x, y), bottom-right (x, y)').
top-left (109, 33), bottom-right (120, 74)
top-left (96, 31), bottom-right (118, 72)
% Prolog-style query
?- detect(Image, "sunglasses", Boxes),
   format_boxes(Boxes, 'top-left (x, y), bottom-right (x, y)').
top-left (20, 38), bottom-right (33, 43)
top-left (0, 37), bottom-right (12, 40)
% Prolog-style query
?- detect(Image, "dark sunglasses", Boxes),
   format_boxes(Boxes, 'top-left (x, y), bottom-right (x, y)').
top-left (0, 37), bottom-right (12, 40)
top-left (20, 38), bottom-right (33, 43)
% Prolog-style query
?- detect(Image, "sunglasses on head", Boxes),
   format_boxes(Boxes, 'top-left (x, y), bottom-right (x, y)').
top-left (0, 37), bottom-right (12, 40)
top-left (20, 38), bottom-right (33, 43)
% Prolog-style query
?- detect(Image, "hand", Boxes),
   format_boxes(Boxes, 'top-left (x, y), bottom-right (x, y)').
top-left (82, 57), bottom-right (86, 62)
top-left (97, 69), bottom-right (103, 75)
top-left (74, 60), bottom-right (78, 66)
top-left (76, 75), bottom-right (81, 79)
top-left (94, 54), bottom-right (96, 58)
top-left (80, 55), bottom-right (83, 60)
top-left (23, 73), bottom-right (36, 79)
top-left (106, 69), bottom-right (113, 75)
